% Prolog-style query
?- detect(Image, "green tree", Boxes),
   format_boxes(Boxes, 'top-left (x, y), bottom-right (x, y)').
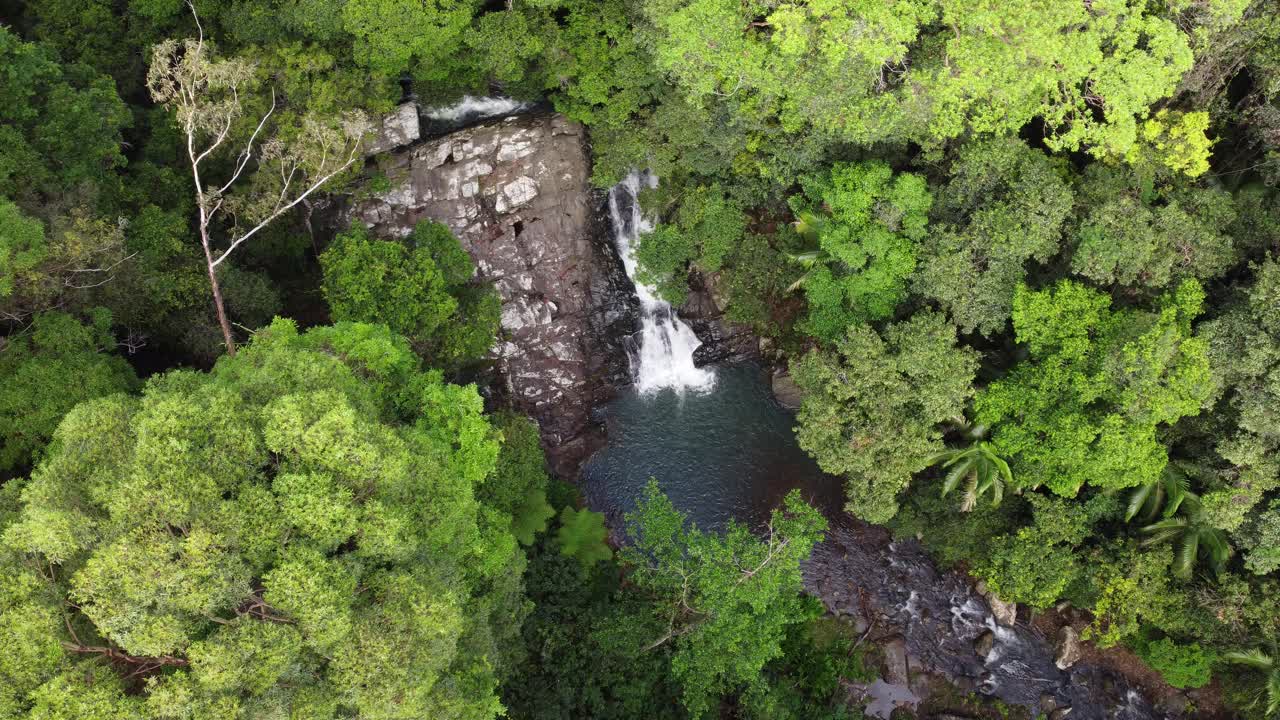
top-left (148, 29), bottom-right (369, 355)
top-left (320, 221), bottom-right (500, 369)
top-left (1223, 646), bottom-right (1280, 718)
top-left (0, 310), bottom-right (137, 472)
top-left (792, 311), bottom-right (978, 523)
top-left (924, 430), bottom-right (1014, 513)
top-left (975, 492), bottom-right (1119, 609)
top-left (1070, 167), bottom-right (1237, 289)
top-left (976, 280), bottom-right (1212, 497)
top-left (1201, 258), bottom-right (1280, 530)
top-left (1137, 637), bottom-right (1216, 689)
top-left (1140, 493), bottom-right (1233, 580)
top-left (788, 162), bottom-right (932, 340)
top-left (914, 138), bottom-right (1073, 336)
top-left (0, 319), bottom-right (524, 718)
top-left (638, 0), bottom-right (1213, 164)
top-left (1238, 501), bottom-right (1280, 575)
top-left (621, 481), bottom-right (826, 718)
top-left (500, 527), bottom-right (683, 720)
top-left (557, 507), bottom-right (613, 568)
top-left (481, 412), bottom-right (555, 546)
top-left (0, 27), bottom-right (130, 207)
top-left (637, 184), bottom-right (748, 305)
top-left (342, 0), bottom-right (480, 91)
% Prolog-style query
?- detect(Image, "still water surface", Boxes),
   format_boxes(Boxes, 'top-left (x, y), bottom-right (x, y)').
top-left (581, 362), bottom-right (843, 533)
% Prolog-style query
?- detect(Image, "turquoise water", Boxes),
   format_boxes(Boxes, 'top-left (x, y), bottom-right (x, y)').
top-left (580, 363), bottom-right (843, 533)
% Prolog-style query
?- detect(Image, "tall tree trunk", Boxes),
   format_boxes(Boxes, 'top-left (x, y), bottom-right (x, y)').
top-left (201, 238), bottom-right (237, 357)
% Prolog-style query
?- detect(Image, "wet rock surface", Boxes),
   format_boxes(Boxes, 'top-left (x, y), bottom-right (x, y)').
top-left (342, 112), bottom-right (637, 476)
top-left (806, 519), bottom-right (1165, 720)
top-left (679, 270), bottom-right (759, 366)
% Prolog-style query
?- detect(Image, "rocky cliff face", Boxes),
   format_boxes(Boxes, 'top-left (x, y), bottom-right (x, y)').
top-left (342, 112), bottom-right (637, 477)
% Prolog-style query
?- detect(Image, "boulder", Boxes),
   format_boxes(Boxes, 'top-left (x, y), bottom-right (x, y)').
top-left (365, 102), bottom-right (421, 156)
top-left (679, 270), bottom-right (758, 366)
top-left (772, 370), bottom-right (804, 410)
top-left (881, 634), bottom-right (910, 687)
top-left (343, 113), bottom-right (638, 477)
top-left (976, 583), bottom-right (1017, 627)
top-left (973, 630), bottom-right (994, 659)
top-left (1054, 626), bottom-right (1083, 670)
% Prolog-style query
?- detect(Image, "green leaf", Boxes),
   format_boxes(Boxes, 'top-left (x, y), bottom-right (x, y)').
top-left (557, 506), bottom-right (613, 568)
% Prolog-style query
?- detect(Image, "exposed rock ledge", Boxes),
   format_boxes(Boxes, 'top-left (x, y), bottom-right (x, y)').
top-left (340, 111), bottom-right (637, 477)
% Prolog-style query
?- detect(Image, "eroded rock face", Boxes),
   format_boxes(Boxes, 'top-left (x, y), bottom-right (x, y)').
top-left (365, 103), bottom-right (421, 156)
top-left (342, 112), bottom-right (637, 476)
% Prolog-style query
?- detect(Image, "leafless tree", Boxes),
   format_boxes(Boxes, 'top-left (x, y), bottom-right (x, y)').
top-left (146, 5), bottom-right (370, 355)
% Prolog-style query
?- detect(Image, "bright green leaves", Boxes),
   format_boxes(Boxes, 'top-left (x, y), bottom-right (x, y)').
top-left (637, 0), bottom-right (1206, 172)
top-left (321, 220), bottom-right (500, 369)
top-left (327, 569), bottom-right (473, 718)
top-left (23, 665), bottom-right (144, 720)
top-left (273, 472), bottom-right (361, 551)
top-left (792, 311), bottom-right (977, 523)
top-left (0, 321), bottom-right (521, 717)
top-left (789, 162), bottom-right (931, 339)
top-left (557, 507), bottom-right (613, 568)
top-left (914, 138), bottom-right (1073, 336)
top-left (1138, 637), bottom-right (1217, 689)
top-left (321, 223), bottom-right (459, 350)
top-left (342, 0), bottom-right (479, 88)
top-left (0, 310), bottom-right (137, 472)
top-left (1125, 110), bottom-right (1215, 178)
top-left (187, 620), bottom-right (303, 696)
top-left (636, 184), bottom-right (748, 305)
top-left (621, 481), bottom-right (826, 719)
top-left (977, 280), bottom-right (1212, 497)
top-left (72, 528), bottom-right (252, 656)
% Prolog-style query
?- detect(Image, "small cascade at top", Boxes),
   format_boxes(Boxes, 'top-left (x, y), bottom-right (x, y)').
top-left (608, 172), bottom-right (716, 394)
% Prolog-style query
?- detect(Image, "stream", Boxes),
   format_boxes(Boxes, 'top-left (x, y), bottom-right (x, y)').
top-left (579, 175), bottom-right (1166, 720)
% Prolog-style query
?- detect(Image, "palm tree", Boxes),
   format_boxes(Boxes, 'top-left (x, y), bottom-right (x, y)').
top-left (1125, 462), bottom-right (1191, 523)
top-left (1223, 645), bottom-right (1280, 717)
top-left (784, 210), bottom-right (832, 294)
top-left (1139, 492), bottom-right (1231, 580)
top-left (924, 425), bottom-right (1013, 512)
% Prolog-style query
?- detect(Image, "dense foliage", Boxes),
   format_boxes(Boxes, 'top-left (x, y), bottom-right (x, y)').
top-left (3, 0), bottom-right (1280, 716)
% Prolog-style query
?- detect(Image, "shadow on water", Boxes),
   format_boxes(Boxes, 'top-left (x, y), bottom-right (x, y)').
top-left (580, 361), bottom-right (1163, 720)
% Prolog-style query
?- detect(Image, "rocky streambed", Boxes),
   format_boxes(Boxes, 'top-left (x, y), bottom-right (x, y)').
top-left (807, 519), bottom-right (1166, 719)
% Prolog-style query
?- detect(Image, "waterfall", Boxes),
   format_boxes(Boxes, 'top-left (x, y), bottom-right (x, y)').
top-left (608, 172), bottom-right (716, 394)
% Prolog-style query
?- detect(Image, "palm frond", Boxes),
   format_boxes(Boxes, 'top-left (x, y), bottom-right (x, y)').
top-left (1174, 531), bottom-right (1199, 580)
top-left (1126, 482), bottom-right (1154, 522)
top-left (941, 457), bottom-right (974, 497)
top-left (1224, 649), bottom-right (1275, 671)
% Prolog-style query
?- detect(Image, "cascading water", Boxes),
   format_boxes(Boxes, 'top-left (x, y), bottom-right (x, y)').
top-left (607, 172), bottom-right (716, 394)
